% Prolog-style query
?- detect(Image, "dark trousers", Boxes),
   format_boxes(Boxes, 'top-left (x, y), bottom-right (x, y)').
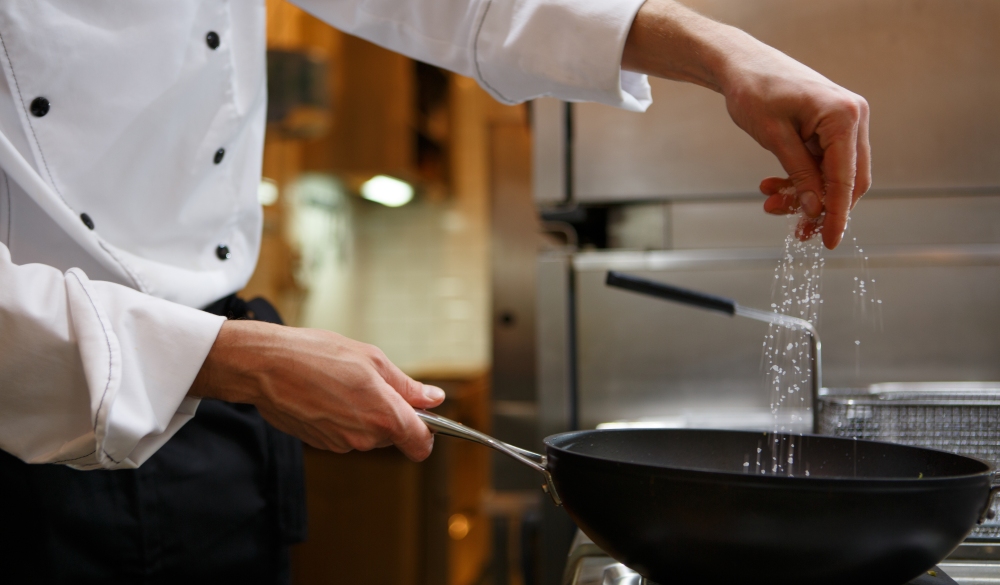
top-left (0, 296), bottom-right (306, 585)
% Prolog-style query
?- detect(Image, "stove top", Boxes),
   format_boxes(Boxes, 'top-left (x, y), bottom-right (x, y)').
top-left (563, 532), bottom-right (1000, 585)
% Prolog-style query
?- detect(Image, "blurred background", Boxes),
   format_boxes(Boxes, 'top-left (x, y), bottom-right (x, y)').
top-left (251, 1), bottom-right (1000, 584)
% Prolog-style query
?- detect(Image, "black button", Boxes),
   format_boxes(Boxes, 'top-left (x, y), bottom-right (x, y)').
top-left (206, 31), bottom-right (220, 50)
top-left (214, 148), bottom-right (225, 164)
top-left (80, 213), bottom-right (94, 230)
top-left (30, 97), bottom-right (50, 117)
top-left (216, 244), bottom-right (231, 260)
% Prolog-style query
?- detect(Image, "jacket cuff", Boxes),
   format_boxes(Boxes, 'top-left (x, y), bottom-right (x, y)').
top-left (65, 270), bottom-right (224, 469)
top-left (474, 0), bottom-right (652, 111)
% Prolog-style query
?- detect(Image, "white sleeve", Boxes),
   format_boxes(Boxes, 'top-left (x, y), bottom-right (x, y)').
top-left (289, 0), bottom-right (652, 111)
top-left (0, 243), bottom-right (225, 470)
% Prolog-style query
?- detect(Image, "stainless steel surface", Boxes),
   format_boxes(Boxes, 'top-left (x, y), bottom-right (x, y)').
top-left (544, 0), bottom-right (1000, 202)
top-left (537, 251), bottom-right (581, 585)
top-left (570, 245), bottom-right (1000, 430)
top-left (531, 98), bottom-right (566, 205)
top-left (415, 410), bottom-right (562, 505)
top-left (569, 558), bottom-right (644, 585)
top-left (667, 196), bottom-right (1000, 251)
top-left (817, 383), bottom-right (1000, 539)
top-left (951, 542), bottom-right (1000, 563)
top-left (939, 562), bottom-right (1000, 585)
top-left (564, 530), bottom-right (1000, 585)
top-left (732, 304), bottom-right (821, 432)
top-left (982, 487), bottom-right (1000, 526)
top-left (604, 273), bottom-right (824, 431)
top-left (537, 251), bottom-right (575, 438)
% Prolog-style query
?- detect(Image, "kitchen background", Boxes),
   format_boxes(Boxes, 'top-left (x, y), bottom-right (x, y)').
top-left (252, 1), bottom-right (999, 584)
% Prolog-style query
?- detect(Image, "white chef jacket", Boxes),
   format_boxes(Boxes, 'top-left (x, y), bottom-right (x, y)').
top-left (0, 0), bottom-right (651, 470)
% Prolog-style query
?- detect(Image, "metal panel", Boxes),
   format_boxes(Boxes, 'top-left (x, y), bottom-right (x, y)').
top-left (536, 252), bottom-right (574, 437)
top-left (536, 251), bottom-right (579, 585)
top-left (573, 245), bottom-right (1000, 429)
top-left (532, 98), bottom-right (567, 205)
top-left (669, 194), bottom-right (1000, 250)
top-left (570, 0), bottom-right (1000, 202)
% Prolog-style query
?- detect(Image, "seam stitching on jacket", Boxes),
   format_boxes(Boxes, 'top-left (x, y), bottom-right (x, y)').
top-left (97, 240), bottom-right (145, 292)
top-left (472, 0), bottom-right (515, 104)
top-left (52, 449), bottom-right (96, 464)
top-left (66, 270), bottom-right (117, 465)
top-left (0, 30), bottom-right (69, 205)
top-left (3, 172), bottom-right (9, 250)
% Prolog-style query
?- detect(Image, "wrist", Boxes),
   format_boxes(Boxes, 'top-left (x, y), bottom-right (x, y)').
top-left (622, 0), bottom-right (753, 95)
top-left (189, 319), bottom-right (271, 404)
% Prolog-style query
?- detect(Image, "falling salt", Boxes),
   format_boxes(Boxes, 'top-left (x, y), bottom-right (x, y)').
top-left (748, 215), bottom-right (885, 477)
top-left (845, 221), bottom-right (884, 379)
top-left (757, 216), bottom-right (825, 476)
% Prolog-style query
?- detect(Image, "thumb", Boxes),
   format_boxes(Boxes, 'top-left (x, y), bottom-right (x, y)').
top-left (769, 126), bottom-right (825, 218)
top-left (378, 357), bottom-right (446, 408)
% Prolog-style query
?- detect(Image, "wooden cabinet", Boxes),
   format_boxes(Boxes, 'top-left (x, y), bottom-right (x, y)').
top-left (291, 375), bottom-right (491, 585)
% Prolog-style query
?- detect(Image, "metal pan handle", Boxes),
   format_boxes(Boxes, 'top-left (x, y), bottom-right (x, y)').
top-left (606, 270), bottom-right (737, 316)
top-left (979, 484), bottom-right (1000, 525)
top-left (605, 270), bottom-right (824, 432)
top-left (416, 410), bottom-right (562, 505)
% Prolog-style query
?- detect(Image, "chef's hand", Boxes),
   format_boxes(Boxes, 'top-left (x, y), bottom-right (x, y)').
top-left (189, 320), bottom-right (444, 461)
top-left (622, 0), bottom-right (871, 249)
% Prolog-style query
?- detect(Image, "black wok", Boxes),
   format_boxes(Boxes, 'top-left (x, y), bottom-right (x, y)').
top-left (417, 413), bottom-right (998, 585)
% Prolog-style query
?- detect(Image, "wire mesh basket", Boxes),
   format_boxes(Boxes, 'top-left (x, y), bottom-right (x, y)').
top-left (817, 382), bottom-right (1000, 540)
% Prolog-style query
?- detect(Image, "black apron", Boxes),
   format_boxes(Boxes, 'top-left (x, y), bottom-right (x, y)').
top-left (0, 295), bottom-right (306, 585)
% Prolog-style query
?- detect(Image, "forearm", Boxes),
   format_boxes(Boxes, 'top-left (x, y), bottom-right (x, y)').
top-left (622, 0), bottom-right (741, 93)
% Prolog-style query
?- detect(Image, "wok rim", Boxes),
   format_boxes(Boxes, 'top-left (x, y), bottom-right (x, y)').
top-left (542, 428), bottom-right (996, 486)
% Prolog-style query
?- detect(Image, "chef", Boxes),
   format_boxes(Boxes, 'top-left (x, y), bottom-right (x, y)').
top-left (0, 0), bottom-right (869, 582)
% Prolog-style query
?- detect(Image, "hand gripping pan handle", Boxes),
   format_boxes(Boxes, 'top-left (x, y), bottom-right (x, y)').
top-left (416, 410), bottom-right (562, 505)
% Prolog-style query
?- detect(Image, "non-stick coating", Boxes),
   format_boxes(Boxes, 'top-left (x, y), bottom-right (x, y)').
top-left (545, 429), bottom-right (993, 585)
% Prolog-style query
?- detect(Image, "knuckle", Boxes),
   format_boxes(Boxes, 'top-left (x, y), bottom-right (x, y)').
top-left (375, 410), bottom-right (405, 439)
top-left (347, 434), bottom-right (378, 452)
top-left (856, 96), bottom-right (870, 116)
top-left (366, 346), bottom-right (390, 370)
top-left (411, 441), bottom-right (434, 462)
top-left (401, 434), bottom-right (434, 462)
top-left (787, 169), bottom-right (817, 187)
top-left (835, 97), bottom-right (863, 121)
top-left (758, 122), bottom-right (786, 149)
top-left (328, 443), bottom-right (351, 454)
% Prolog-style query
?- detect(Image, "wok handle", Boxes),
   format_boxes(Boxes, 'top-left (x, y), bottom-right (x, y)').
top-left (979, 484), bottom-right (1000, 525)
top-left (416, 410), bottom-right (562, 505)
top-left (606, 271), bottom-right (736, 316)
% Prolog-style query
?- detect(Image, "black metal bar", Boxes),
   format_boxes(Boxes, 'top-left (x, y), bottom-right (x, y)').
top-left (605, 271), bottom-right (737, 316)
top-left (563, 101), bottom-right (573, 205)
top-left (567, 263), bottom-right (579, 432)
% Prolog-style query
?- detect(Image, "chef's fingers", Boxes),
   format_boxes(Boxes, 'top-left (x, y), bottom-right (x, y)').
top-left (386, 395), bottom-right (436, 462)
top-left (760, 176), bottom-right (793, 195)
top-left (760, 177), bottom-right (797, 215)
top-left (796, 215), bottom-right (822, 241)
top-left (763, 192), bottom-right (799, 215)
top-left (852, 103), bottom-right (872, 210)
top-left (818, 121), bottom-right (860, 249)
top-left (766, 124), bottom-right (825, 219)
top-left (368, 346), bottom-right (446, 409)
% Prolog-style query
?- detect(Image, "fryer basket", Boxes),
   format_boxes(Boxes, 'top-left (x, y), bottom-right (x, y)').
top-left (817, 382), bottom-right (1000, 539)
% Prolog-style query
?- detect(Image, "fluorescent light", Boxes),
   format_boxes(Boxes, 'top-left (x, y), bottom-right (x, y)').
top-left (360, 175), bottom-right (413, 207)
top-left (258, 178), bottom-right (279, 206)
